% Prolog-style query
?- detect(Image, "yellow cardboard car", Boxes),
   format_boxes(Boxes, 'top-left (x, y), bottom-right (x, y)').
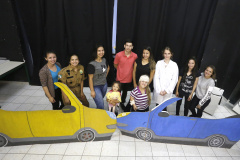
top-left (0, 82), bottom-right (116, 147)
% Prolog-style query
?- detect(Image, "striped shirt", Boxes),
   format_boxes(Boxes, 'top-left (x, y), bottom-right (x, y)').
top-left (130, 87), bottom-right (148, 110)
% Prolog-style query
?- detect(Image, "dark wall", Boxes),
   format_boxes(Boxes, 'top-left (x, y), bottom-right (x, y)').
top-left (200, 0), bottom-right (240, 100)
top-left (0, 0), bottom-right (23, 61)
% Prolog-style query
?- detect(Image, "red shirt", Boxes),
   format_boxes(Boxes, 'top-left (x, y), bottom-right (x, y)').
top-left (114, 51), bottom-right (138, 83)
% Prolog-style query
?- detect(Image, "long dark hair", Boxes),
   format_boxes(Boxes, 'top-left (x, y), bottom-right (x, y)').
top-left (142, 46), bottom-right (156, 70)
top-left (91, 44), bottom-right (105, 61)
top-left (182, 57), bottom-right (198, 81)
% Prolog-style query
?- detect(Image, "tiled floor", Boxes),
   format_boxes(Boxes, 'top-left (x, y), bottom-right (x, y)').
top-left (0, 81), bottom-right (240, 160)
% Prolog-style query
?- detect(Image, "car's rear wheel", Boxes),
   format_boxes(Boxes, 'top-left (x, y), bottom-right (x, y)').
top-left (136, 129), bottom-right (152, 141)
top-left (208, 135), bottom-right (225, 147)
top-left (77, 130), bottom-right (95, 142)
top-left (0, 134), bottom-right (8, 147)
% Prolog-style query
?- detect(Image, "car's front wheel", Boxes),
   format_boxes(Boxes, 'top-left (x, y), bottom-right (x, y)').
top-left (0, 134), bottom-right (8, 147)
top-left (208, 135), bottom-right (225, 147)
top-left (77, 130), bottom-right (95, 142)
top-left (136, 129), bottom-right (153, 141)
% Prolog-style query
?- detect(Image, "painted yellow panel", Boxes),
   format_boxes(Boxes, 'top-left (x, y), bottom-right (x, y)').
top-left (27, 109), bottom-right (80, 137)
top-left (0, 110), bottom-right (33, 138)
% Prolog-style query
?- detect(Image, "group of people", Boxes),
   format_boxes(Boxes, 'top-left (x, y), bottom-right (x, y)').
top-left (39, 40), bottom-right (216, 118)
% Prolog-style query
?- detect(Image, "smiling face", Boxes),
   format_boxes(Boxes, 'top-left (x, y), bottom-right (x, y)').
top-left (163, 49), bottom-right (172, 60)
top-left (139, 81), bottom-right (148, 89)
top-left (45, 53), bottom-right (57, 65)
top-left (97, 47), bottom-right (105, 59)
top-left (142, 49), bottom-right (150, 60)
top-left (204, 67), bottom-right (213, 79)
top-left (188, 59), bottom-right (195, 70)
top-left (112, 83), bottom-right (120, 92)
top-left (70, 55), bottom-right (79, 67)
top-left (124, 42), bottom-right (133, 53)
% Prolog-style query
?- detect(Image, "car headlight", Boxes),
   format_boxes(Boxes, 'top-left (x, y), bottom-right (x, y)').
top-left (106, 111), bottom-right (116, 119)
top-left (117, 112), bottom-right (131, 118)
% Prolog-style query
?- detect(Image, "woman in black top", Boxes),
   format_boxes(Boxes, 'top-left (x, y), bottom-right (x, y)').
top-left (175, 57), bottom-right (199, 116)
top-left (133, 46), bottom-right (156, 89)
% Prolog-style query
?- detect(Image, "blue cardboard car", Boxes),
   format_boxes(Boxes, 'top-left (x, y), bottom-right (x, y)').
top-left (117, 97), bottom-right (240, 148)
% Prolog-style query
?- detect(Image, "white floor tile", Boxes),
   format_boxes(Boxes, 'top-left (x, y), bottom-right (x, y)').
top-left (83, 142), bottom-right (103, 156)
top-left (136, 157), bottom-right (153, 160)
top-left (185, 157), bottom-right (202, 160)
top-left (227, 148), bottom-right (240, 156)
top-left (36, 97), bottom-right (51, 105)
top-left (118, 157), bottom-right (135, 160)
top-left (24, 96), bottom-right (42, 104)
top-left (110, 131), bottom-right (120, 141)
top-left (170, 157), bottom-right (187, 160)
top-left (8, 145), bottom-right (32, 153)
top-left (0, 154), bottom-right (5, 160)
top-left (197, 146), bottom-right (215, 156)
top-left (232, 157), bottom-right (240, 160)
top-left (153, 157), bottom-right (170, 160)
top-left (101, 141), bottom-right (118, 156)
top-left (151, 142), bottom-right (169, 156)
top-left (20, 90), bottom-right (38, 96)
top-left (16, 103), bottom-right (33, 111)
top-left (0, 147), bottom-right (12, 154)
top-left (136, 142), bottom-right (152, 156)
top-left (201, 157), bottom-right (217, 160)
top-left (1, 103), bottom-right (21, 111)
top-left (182, 145), bottom-right (200, 156)
top-left (43, 155), bottom-right (63, 160)
top-left (27, 144), bottom-right (50, 154)
top-left (216, 157), bottom-right (233, 160)
top-left (118, 141), bottom-right (135, 157)
top-left (30, 104), bottom-right (48, 111)
top-left (46, 143), bottom-right (69, 155)
top-left (81, 156), bottom-right (100, 160)
top-left (167, 144), bottom-right (185, 157)
top-left (65, 142), bottom-right (86, 156)
top-left (23, 154), bottom-right (44, 160)
top-left (2, 154), bottom-right (25, 160)
top-left (119, 134), bottom-right (134, 142)
top-left (32, 90), bottom-right (45, 97)
top-left (0, 95), bottom-right (17, 103)
top-left (213, 113), bottom-right (226, 119)
top-left (62, 155), bottom-right (82, 160)
top-left (212, 147), bottom-right (230, 156)
top-left (100, 157), bottom-right (117, 160)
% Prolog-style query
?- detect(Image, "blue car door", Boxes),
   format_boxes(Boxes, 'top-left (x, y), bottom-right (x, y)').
top-left (149, 113), bottom-right (198, 138)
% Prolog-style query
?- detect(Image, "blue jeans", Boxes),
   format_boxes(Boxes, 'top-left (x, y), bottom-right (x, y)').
top-left (93, 83), bottom-right (108, 109)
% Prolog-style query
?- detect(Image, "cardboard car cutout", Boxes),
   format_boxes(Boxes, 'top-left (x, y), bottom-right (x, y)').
top-left (0, 82), bottom-right (116, 147)
top-left (117, 97), bottom-right (240, 148)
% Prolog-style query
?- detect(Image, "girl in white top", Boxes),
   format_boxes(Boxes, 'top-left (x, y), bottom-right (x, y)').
top-left (153, 47), bottom-right (179, 110)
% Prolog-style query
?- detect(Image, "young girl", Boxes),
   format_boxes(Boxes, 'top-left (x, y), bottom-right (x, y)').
top-left (130, 75), bottom-right (151, 112)
top-left (189, 65), bottom-right (216, 117)
top-left (175, 57), bottom-right (199, 116)
top-left (106, 81), bottom-right (121, 113)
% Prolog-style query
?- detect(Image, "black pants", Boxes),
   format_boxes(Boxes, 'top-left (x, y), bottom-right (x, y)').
top-left (52, 88), bottom-right (64, 110)
top-left (176, 92), bottom-right (191, 116)
top-left (189, 95), bottom-right (211, 118)
top-left (120, 82), bottom-right (132, 103)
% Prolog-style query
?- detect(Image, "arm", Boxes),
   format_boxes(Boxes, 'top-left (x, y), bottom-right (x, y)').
top-left (130, 96), bottom-right (137, 111)
top-left (188, 77), bottom-right (199, 101)
top-left (42, 86), bottom-right (55, 103)
top-left (88, 74), bottom-right (95, 98)
top-left (106, 65), bottom-right (110, 77)
top-left (198, 81), bottom-right (215, 108)
top-left (149, 69), bottom-right (155, 85)
top-left (175, 76), bottom-right (182, 97)
top-left (114, 63), bottom-right (118, 69)
top-left (133, 62), bottom-right (137, 88)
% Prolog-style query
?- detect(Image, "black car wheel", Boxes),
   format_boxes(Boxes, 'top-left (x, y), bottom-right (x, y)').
top-left (77, 130), bottom-right (95, 142)
top-left (136, 129), bottom-right (152, 141)
top-left (208, 135), bottom-right (225, 147)
top-left (0, 134), bottom-right (8, 147)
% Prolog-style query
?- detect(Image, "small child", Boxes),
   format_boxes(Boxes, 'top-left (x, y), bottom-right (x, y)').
top-left (106, 81), bottom-right (121, 114)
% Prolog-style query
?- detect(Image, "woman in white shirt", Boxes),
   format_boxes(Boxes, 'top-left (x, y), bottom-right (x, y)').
top-left (153, 47), bottom-right (179, 111)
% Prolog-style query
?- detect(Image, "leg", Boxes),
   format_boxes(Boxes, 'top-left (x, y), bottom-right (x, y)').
top-left (79, 94), bottom-right (89, 107)
top-left (196, 99), bottom-right (211, 117)
top-left (189, 95), bottom-right (200, 117)
top-left (93, 85), bottom-right (104, 109)
top-left (184, 94), bottom-right (191, 116)
top-left (113, 106), bottom-right (115, 113)
top-left (176, 93), bottom-right (183, 115)
top-left (56, 88), bottom-right (64, 109)
top-left (52, 88), bottom-right (60, 110)
top-left (101, 83), bottom-right (108, 98)
top-left (121, 83), bottom-right (128, 103)
top-left (162, 93), bottom-right (172, 111)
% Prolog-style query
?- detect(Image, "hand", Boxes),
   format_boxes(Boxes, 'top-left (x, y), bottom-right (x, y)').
top-left (91, 91), bottom-right (96, 98)
top-left (49, 96), bottom-right (56, 103)
top-left (196, 104), bottom-right (201, 109)
top-left (133, 105), bottom-right (137, 111)
top-left (160, 91), bottom-right (164, 96)
top-left (175, 91), bottom-right (179, 97)
top-left (187, 94), bottom-right (192, 101)
top-left (80, 92), bottom-right (85, 98)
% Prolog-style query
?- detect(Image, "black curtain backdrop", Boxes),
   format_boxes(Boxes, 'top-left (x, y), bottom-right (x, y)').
top-left (13, 0), bottom-right (114, 85)
top-left (116, 0), bottom-right (218, 70)
top-left (200, 0), bottom-right (240, 101)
